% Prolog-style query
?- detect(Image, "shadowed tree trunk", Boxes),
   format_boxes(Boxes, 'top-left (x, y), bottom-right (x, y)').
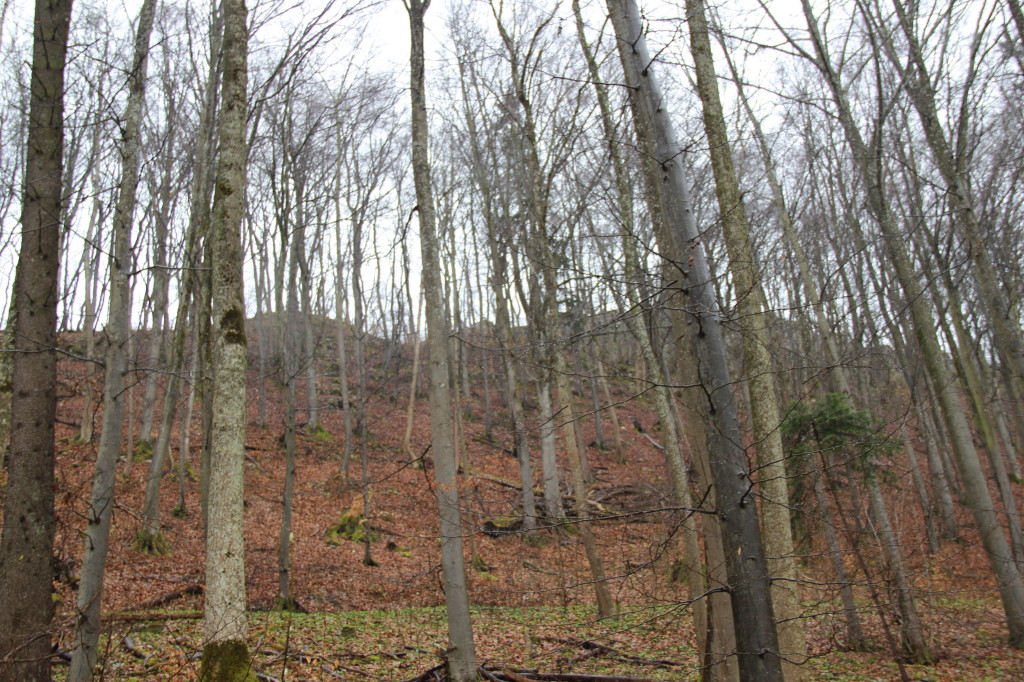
top-left (0, 0), bottom-right (72, 677)
top-left (684, 2), bottom-right (806, 674)
top-left (606, 0), bottom-right (783, 677)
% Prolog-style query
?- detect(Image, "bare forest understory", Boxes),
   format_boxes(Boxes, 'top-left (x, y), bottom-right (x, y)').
top-left (11, 327), bottom-right (1024, 681)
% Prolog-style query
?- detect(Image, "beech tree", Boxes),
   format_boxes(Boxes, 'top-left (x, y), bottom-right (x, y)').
top-left (69, 1), bottom-right (157, 677)
top-left (200, 0), bottom-right (254, 676)
top-left (407, 0), bottom-right (478, 678)
top-left (606, 0), bottom-right (783, 677)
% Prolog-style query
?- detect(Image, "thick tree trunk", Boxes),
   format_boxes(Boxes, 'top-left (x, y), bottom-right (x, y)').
top-left (407, 2), bottom-right (478, 678)
top-left (0, 0), bottom-right (72, 677)
top-left (606, 1), bottom-right (782, 677)
top-left (685, 3), bottom-right (805, 674)
top-left (0, 306), bottom-right (11, 472)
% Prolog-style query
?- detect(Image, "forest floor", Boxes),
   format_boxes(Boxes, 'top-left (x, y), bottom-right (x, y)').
top-left (18, 334), bottom-right (1024, 680)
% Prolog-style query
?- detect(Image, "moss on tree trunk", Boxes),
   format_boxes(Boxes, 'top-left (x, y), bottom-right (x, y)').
top-left (200, 639), bottom-right (256, 681)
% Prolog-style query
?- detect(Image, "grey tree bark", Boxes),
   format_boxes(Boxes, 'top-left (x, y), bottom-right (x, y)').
top-left (69, 1), bottom-right (157, 677)
top-left (606, 0), bottom-right (782, 677)
top-left (572, 0), bottom-right (709, 646)
top-left (200, 0), bottom-right (254, 677)
top-left (684, 2), bottom-right (806, 674)
top-left (406, 1), bottom-right (478, 678)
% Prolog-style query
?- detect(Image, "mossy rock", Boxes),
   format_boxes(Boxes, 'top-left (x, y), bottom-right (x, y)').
top-left (326, 512), bottom-right (379, 545)
top-left (134, 531), bottom-right (171, 556)
top-left (199, 639), bottom-right (257, 681)
top-left (132, 439), bottom-right (154, 462)
top-left (471, 554), bottom-right (492, 573)
top-left (481, 515), bottom-right (522, 538)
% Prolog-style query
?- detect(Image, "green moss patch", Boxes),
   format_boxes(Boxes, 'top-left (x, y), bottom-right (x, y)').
top-left (325, 511), bottom-right (379, 545)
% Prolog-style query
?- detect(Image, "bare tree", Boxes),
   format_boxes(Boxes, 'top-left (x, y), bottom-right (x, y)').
top-left (606, 0), bottom-right (783, 677)
top-left (406, 0), bottom-right (478, 678)
top-left (200, 0), bottom-right (254, 675)
top-left (69, 1), bottom-right (158, 677)
top-left (0, 0), bottom-right (73, 677)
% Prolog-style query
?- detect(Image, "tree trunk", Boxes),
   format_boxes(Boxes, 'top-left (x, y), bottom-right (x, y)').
top-left (69, 1), bottom-right (156, 676)
top-left (685, 2), bottom-right (805, 674)
top-left (200, 0), bottom-right (254, 676)
top-left (139, 219), bottom-right (202, 551)
top-left (572, 0), bottom-right (707, 646)
top-left (407, 2), bottom-right (478, 678)
top-left (606, 1), bottom-right (782, 677)
top-left (0, 0), bottom-right (72, 677)
top-left (865, 473), bottom-right (933, 662)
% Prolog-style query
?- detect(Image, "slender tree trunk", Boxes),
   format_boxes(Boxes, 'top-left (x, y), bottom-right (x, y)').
top-left (865, 472), bottom-right (934, 662)
top-left (572, 0), bottom-right (706, 642)
top-left (177, 340), bottom-right (198, 515)
top-left (78, 155), bottom-right (106, 445)
top-left (0, 0), bottom-right (72, 677)
top-left (200, 0), bottom-right (254, 676)
top-left (332, 154), bottom-right (355, 476)
top-left (139, 220), bottom-right (202, 551)
top-left (404, 292), bottom-right (423, 458)
top-left (0, 306), bottom-right (12, 472)
top-left (538, 378), bottom-right (565, 521)
top-left (904, 428), bottom-right (940, 556)
top-left (407, 2), bottom-right (477, 678)
top-left (812, 470), bottom-right (867, 650)
top-left (69, 2), bottom-right (156, 676)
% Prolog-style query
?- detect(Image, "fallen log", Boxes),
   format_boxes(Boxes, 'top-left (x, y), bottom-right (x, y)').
top-left (482, 670), bottom-right (659, 682)
top-left (540, 637), bottom-right (680, 669)
top-left (102, 610), bottom-right (202, 623)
